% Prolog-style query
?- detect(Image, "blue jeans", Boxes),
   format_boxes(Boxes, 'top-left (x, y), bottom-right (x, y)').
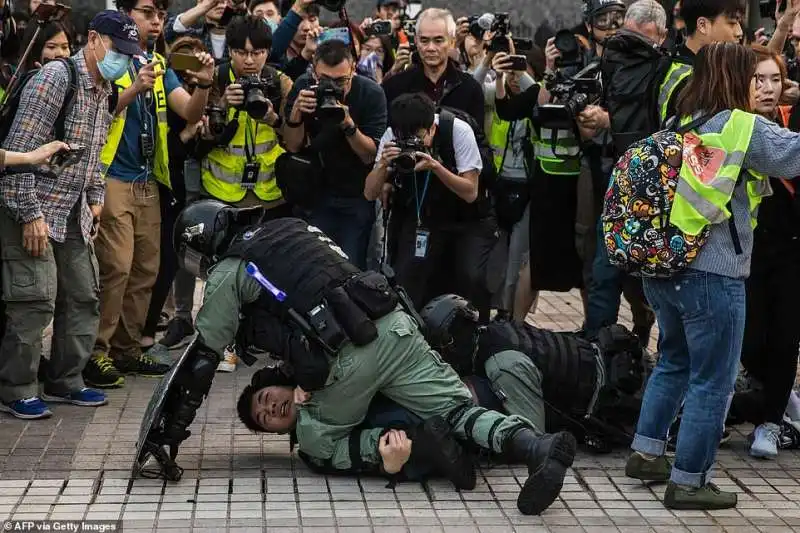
top-left (585, 220), bottom-right (624, 335)
top-left (307, 195), bottom-right (376, 270)
top-left (633, 270), bottom-right (745, 487)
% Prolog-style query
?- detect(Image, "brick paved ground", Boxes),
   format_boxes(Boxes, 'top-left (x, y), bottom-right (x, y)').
top-left (1, 288), bottom-right (800, 533)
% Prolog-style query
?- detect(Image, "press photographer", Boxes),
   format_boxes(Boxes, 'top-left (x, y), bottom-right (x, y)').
top-left (198, 15), bottom-right (290, 213)
top-left (364, 93), bottom-right (500, 318)
top-left (283, 38), bottom-right (387, 270)
top-left (167, 0), bottom-right (245, 62)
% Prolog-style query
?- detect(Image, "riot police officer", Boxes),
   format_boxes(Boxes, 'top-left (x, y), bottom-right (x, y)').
top-left (147, 199), bottom-right (578, 516)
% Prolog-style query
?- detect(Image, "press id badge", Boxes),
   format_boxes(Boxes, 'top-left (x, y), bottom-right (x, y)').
top-left (414, 228), bottom-right (430, 259)
top-left (242, 162), bottom-right (260, 189)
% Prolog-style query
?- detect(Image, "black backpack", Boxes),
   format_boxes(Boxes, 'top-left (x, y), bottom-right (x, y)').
top-left (601, 30), bottom-right (679, 156)
top-left (435, 106), bottom-right (497, 218)
top-left (0, 58), bottom-right (79, 146)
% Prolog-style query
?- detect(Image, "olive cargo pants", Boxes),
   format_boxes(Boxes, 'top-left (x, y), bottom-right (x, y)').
top-left (295, 310), bottom-right (535, 470)
top-left (0, 209), bottom-right (99, 403)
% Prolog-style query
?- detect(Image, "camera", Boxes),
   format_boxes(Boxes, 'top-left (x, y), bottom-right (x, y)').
top-left (365, 20), bottom-right (392, 37)
top-left (536, 61), bottom-right (602, 130)
top-left (468, 13), bottom-right (512, 53)
top-left (393, 136), bottom-right (425, 174)
top-left (553, 29), bottom-right (583, 68)
top-left (238, 75), bottom-right (281, 119)
top-left (314, 79), bottom-right (346, 123)
top-left (206, 105), bottom-right (227, 136)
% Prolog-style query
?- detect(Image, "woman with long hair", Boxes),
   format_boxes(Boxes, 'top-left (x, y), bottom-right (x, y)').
top-left (730, 45), bottom-right (800, 459)
top-left (19, 21), bottom-right (71, 72)
top-left (624, 42), bottom-right (800, 510)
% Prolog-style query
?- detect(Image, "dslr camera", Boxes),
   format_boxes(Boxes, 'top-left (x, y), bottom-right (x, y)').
top-left (238, 75), bottom-right (282, 120)
top-left (205, 105), bottom-right (227, 137)
top-left (467, 13), bottom-right (512, 53)
top-left (314, 79), bottom-right (346, 123)
top-left (393, 136), bottom-right (425, 174)
top-left (536, 61), bottom-right (602, 130)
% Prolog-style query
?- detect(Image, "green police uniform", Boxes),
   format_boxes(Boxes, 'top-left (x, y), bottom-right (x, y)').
top-left (195, 258), bottom-right (537, 471)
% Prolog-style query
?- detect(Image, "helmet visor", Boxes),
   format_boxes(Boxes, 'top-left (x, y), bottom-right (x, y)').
top-left (593, 9), bottom-right (624, 31)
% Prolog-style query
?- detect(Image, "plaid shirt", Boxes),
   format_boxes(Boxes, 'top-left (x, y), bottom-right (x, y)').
top-left (0, 50), bottom-right (113, 243)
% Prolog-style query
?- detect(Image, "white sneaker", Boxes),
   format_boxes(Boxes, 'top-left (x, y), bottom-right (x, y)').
top-left (216, 346), bottom-right (238, 373)
top-left (750, 422), bottom-right (781, 459)
top-left (786, 390), bottom-right (800, 423)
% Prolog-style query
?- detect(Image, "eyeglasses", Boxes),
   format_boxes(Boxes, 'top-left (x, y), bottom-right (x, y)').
top-left (132, 7), bottom-right (168, 21)
top-left (593, 11), bottom-right (624, 31)
top-left (231, 49), bottom-right (268, 59)
top-left (317, 74), bottom-right (352, 85)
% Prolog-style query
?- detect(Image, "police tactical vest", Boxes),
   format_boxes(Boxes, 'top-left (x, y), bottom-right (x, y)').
top-left (100, 52), bottom-right (171, 188)
top-left (475, 320), bottom-right (601, 418)
top-left (202, 66), bottom-right (286, 203)
top-left (223, 218), bottom-right (360, 315)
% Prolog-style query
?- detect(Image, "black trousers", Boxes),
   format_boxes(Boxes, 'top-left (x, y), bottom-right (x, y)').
top-left (142, 184), bottom-right (184, 339)
top-left (738, 230), bottom-right (800, 425)
top-left (389, 214), bottom-right (505, 319)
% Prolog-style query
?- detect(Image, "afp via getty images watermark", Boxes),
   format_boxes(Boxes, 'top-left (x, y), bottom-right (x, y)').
top-left (2, 521), bottom-right (122, 532)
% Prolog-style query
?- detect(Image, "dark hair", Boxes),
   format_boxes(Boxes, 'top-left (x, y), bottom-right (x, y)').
top-left (675, 42), bottom-right (756, 118)
top-left (226, 15), bottom-right (273, 50)
top-left (363, 34), bottom-right (394, 74)
top-left (236, 365), bottom-right (295, 433)
top-left (314, 39), bottom-right (353, 66)
top-left (679, 0), bottom-right (745, 36)
top-left (526, 45), bottom-right (546, 80)
top-left (249, 0), bottom-right (278, 11)
top-left (21, 21), bottom-right (71, 71)
top-left (389, 92), bottom-right (436, 139)
top-left (115, 0), bottom-right (169, 11)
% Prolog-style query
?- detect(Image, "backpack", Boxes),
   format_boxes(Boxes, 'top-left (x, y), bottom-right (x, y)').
top-left (435, 106), bottom-right (497, 217)
top-left (601, 115), bottom-right (740, 278)
top-left (601, 30), bottom-right (678, 156)
top-left (0, 58), bottom-right (79, 146)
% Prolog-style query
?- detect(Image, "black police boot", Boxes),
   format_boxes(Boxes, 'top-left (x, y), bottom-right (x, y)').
top-left (408, 415), bottom-right (476, 491)
top-left (504, 429), bottom-right (577, 515)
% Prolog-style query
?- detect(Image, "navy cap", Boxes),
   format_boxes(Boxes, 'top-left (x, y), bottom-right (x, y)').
top-left (88, 10), bottom-right (141, 56)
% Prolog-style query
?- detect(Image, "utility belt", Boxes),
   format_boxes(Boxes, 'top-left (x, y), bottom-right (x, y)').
top-left (308, 271), bottom-right (401, 353)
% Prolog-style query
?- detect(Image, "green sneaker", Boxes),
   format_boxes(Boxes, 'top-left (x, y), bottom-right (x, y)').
top-left (625, 452), bottom-right (671, 482)
top-left (113, 348), bottom-right (171, 376)
top-left (663, 482), bottom-right (737, 510)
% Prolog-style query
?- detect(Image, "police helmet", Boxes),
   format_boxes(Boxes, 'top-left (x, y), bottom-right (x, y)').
top-left (582, 0), bottom-right (626, 23)
top-left (420, 294), bottom-right (480, 376)
top-left (174, 199), bottom-right (265, 280)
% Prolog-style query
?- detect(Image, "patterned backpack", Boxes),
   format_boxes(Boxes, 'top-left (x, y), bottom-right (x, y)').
top-left (601, 116), bottom-right (717, 278)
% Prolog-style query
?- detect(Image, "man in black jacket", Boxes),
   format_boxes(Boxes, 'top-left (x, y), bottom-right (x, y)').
top-left (382, 7), bottom-right (484, 128)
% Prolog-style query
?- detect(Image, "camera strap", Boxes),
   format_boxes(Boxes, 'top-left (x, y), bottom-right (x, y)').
top-left (413, 170), bottom-right (431, 227)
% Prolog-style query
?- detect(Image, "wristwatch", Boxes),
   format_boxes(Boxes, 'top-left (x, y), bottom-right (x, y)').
top-left (342, 123), bottom-right (358, 137)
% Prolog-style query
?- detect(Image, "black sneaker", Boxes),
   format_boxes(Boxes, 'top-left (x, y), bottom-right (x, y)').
top-left (114, 349), bottom-right (171, 376)
top-left (159, 317), bottom-right (195, 349)
top-left (83, 353), bottom-right (125, 389)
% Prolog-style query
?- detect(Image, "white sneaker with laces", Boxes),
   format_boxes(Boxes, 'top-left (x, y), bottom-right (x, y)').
top-left (216, 346), bottom-right (238, 373)
top-left (750, 422), bottom-right (781, 459)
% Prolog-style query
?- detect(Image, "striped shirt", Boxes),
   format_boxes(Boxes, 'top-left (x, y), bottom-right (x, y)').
top-left (0, 49), bottom-right (113, 242)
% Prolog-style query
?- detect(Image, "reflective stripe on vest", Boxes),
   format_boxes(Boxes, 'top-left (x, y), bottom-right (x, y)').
top-left (99, 53), bottom-right (171, 189)
top-left (671, 110), bottom-right (769, 236)
top-left (657, 62), bottom-right (692, 126)
top-left (533, 127), bottom-right (580, 175)
top-left (488, 112), bottom-right (536, 173)
top-left (201, 102), bottom-right (285, 203)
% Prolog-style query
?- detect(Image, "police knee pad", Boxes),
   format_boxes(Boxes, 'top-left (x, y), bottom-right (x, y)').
top-left (162, 343), bottom-right (219, 446)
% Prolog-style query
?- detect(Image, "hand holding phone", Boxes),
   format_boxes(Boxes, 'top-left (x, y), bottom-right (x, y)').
top-left (49, 145), bottom-right (86, 173)
top-left (508, 55), bottom-right (529, 72)
top-left (169, 53), bottom-right (204, 72)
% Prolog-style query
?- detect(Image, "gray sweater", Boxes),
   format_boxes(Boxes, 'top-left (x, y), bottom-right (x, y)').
top-left (689, 110), bottom-right (800, 279)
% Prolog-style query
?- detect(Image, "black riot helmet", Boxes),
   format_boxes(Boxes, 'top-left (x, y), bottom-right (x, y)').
top-left (173, 199), bottom-right (265, 279)
top-left (420, 294), bottom-right (480, 376)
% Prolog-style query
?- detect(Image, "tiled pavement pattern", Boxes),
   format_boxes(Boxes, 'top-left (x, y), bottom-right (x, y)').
top-left (2, 288), bottom-right (800, 533)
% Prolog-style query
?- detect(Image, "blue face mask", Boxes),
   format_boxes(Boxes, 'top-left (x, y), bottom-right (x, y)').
top-left (96, 40), bottom-right (130, 81)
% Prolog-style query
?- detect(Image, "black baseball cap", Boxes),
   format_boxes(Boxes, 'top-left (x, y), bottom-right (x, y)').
top-left (377, 0), bottom-right (404, 7)
top-left (88, 10), bottom-right (141, 56)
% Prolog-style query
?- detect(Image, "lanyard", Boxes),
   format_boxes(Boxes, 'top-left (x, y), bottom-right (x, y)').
top-left (243, 115), bottom-right (258, 162)
top-left (413, 171), bottom-right (431, 227)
